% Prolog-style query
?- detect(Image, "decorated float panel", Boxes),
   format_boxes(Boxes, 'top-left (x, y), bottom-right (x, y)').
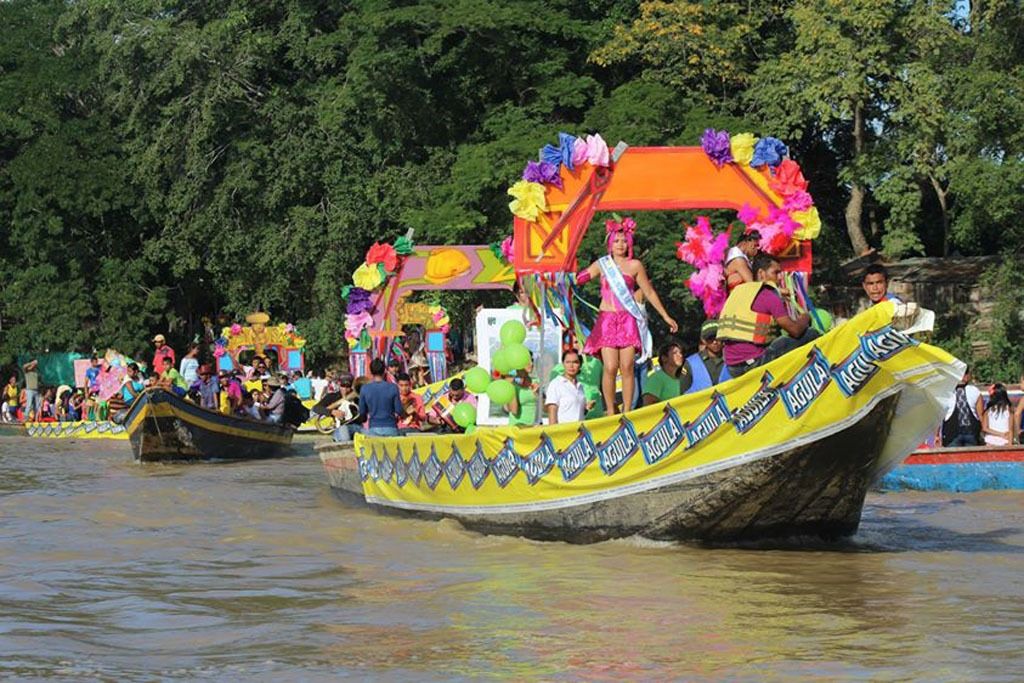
top-left (214, 313), bottom-right (306, 374)
top-left (343, 238), bottom-right (514, 379)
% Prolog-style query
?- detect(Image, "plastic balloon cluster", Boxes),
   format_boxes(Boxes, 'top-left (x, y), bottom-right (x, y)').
top-left (341, 235), bottom-right (415, 349)
top-left (454, 320), bottom-right (534, 432)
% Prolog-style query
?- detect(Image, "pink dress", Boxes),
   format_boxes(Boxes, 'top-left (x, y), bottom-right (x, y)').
top-left (583, 274), bottom-right (642, 356)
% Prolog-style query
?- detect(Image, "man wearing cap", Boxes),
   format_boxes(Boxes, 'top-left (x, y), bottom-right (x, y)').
top-left (680, 321), bottom-right (731, 394)
top-left (641, 341), bottom-right (684, 406)
top-left (151, 334), bottom-right (176, 376)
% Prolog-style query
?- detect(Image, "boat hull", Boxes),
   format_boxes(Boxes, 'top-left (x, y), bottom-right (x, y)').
top-left (320, 394), bottom-right (898, 543)
top-left (122, 389), bottom-right (294, 462)
top-left (878, 446), bottom-right (1024, 492)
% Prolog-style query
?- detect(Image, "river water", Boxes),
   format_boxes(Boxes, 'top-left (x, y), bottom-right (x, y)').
top-left (0, 436), bottom-right (1021, 681)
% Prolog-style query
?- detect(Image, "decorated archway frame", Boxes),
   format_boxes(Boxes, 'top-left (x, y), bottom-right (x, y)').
top-left (342, 234), bottom-right (514, 379)
top-left (214, 314), bottom-right (307, 373)
top-left (506, 130), bottom-right (823, 320)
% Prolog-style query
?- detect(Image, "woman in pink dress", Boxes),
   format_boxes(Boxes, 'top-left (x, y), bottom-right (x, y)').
top-left (576, 217), bottom-right (678, 415)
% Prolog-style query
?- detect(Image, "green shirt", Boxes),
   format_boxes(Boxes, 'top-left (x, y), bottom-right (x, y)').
top-left (643, 368), bottom-right (680, 404)
top-left (508, 385), bottom-right (538, 426)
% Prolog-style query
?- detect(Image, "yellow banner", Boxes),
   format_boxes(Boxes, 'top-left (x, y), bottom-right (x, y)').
top-left (356, 303), bottom-right (962, 514)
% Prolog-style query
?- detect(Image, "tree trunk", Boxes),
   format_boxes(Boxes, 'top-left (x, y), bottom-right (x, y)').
top-left (930, 174), bottom-right (951, 256)
top-left (845, 101), bottom-right (871, 256)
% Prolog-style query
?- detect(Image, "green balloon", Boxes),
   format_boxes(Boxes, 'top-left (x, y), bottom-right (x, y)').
top-left (453, 402), bottom-right (476, 428)
top-left (492, 348), bottom-right (512, 375)
top-left (465, 424), bottom-right (477, 435)
top-left (464, 366), bottom-right (492, 394)
top-left (504, 343), bottom-right (531, 371)
top-left (486, 379), bottom-right (515, 405)
top-left (500, 320), bottom-right (527, 345)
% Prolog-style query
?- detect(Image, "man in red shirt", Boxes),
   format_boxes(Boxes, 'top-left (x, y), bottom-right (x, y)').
top-left (152, 334), bottom-right (176, 376)
top-left (721, 253), bottom-right (819, 377)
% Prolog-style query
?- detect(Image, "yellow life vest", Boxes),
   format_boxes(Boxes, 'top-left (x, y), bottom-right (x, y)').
top-left (718, 282), bottom-right (779, 344)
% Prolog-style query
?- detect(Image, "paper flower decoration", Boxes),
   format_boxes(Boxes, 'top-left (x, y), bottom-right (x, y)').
top-left (522, 160), bottom-right (562, 189)
top-left (284, 323), bottom-right (295, 334)
top-left (730, 133), bottom-right (758, 166)
top-left (769, 159), bottom-right (808, 197)
top-left (229, 323), bottom-right (242, 336)
top-left (213, 346), bottom-right (225, 358)
top-left (571, 137), bottom-right (588, 167)
top-left (585, 134), bottom-right (610, 167)
top-left (750, 136), bottom-right (788, 168)
top-left (540, 132), bottom-right (577, 171)
top-left (508, 180), bottom-right (548, 221)
top-left (687, 263), bottom-right (727, 317)
top-left (353, 262), bottom-right (384, 291)
top-left (701, 128), bottom-right (733, 168)
top-left (737, 202), bottom-right (761, 225)
top-left (393, 235), bottom-right (414, 255)
top-left (782, 189), bottom-right (814, 213)
top-left (753, 208), bottom-right (799, 254)
top-left (345, 311), bottom-right (374, 336)
top-left (676, 216), bottom-right (728, 268)
top-left (792, 207), bottom-right (821, 240)
top-left (346, 287), bottom-right (374, 315)
top-left (366, 242), bottom-right (399, 273)
top-left (500, 235), bottom-right (514, 263)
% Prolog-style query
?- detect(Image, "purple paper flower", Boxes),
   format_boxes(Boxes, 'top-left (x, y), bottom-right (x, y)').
top-left (701, 128), bottom-right (733, 167)
top-left (522, 160), bottom-right (563, 189)
top-left (346, 287), bottom-right (374, 315)
top-left (750, 136), bottom-right (789, 168)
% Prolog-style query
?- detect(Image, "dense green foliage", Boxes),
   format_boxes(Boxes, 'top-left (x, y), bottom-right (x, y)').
top-left (1, 0), bottom-right (1021, 377)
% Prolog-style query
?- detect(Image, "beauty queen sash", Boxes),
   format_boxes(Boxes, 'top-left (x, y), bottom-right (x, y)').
top-left (598, 255), bottom-right (653, 363)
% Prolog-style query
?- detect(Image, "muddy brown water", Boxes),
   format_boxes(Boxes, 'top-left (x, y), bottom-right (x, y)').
top-left (0, 436), bottom-right (1021, 681)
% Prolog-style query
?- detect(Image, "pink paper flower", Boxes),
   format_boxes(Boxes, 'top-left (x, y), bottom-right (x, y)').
top-left (230, 323), bottom-right (242, 336)
top-left (572, 137), bottom-right (588, 167)
top-left (782, 190), bottom-right (813, 213)
top-left (500, 235), bottom-right (514, 263)
top-left (585, 134), bottom-right (609, 167)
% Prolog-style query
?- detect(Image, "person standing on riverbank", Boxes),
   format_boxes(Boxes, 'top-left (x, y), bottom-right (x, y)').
top-left (151, 334), bottom-right (176, 376)
top-left (2, 376), bottom-right (18, 422)
top-left (21, 359), bottom-right (41, 422)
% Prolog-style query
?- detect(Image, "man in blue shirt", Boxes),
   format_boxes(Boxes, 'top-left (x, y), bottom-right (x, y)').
top-left (358, 359), bottom-right (403, 436)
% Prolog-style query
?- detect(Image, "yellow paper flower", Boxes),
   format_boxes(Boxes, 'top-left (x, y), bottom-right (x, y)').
top-left (353, 262), bottom-right (384, 291)
top-left (507, 180), bottom-right (548, 221)
top-left (730, 133), bottom-right (759, 167)
top-left (792, 207), bottom-right (821, 240)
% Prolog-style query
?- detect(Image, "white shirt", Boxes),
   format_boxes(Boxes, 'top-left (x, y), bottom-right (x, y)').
top-left (545, 375), bottom-right (586, 424)
top-left (311, 377), bottom-right (328, 400)
top-left (944, 384), bottom-right (981, 420)
top-left (724, 246), bottom-right (748, 266)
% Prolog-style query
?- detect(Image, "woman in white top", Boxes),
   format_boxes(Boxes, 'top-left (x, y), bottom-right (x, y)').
top-left (724, 230), bottom-right (761, 293)
top-left (179, 343), bottom-right (200, 386)
top-left (982, 384), bottom-right (1013, 446)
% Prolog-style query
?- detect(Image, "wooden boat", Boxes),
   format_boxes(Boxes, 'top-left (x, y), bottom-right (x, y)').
top-left (319, 304), bottom-right (965, 544)
top-left (878, 445), bottom-right (1024, 492)
top-left (120, 388), bottom-right (294, 462)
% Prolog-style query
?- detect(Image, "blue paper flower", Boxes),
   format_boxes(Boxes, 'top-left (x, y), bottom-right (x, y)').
top-left (750, 136), bottom-right (789, 168)
top-left (540, 132), bottom-right (577, 171)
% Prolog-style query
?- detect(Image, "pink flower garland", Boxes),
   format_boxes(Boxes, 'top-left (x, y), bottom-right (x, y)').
top-left (676, 216), bottom-right (730, 317)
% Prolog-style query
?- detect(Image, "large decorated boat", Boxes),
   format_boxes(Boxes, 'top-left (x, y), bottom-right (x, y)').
top-left (321, 302), bottom-right (961, 543)
top-left (320, 133), bottom-right (963, 543)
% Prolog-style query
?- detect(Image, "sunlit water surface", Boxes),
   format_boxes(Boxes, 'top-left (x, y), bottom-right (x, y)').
top-left (0, 436), bottom-right (1021, 681)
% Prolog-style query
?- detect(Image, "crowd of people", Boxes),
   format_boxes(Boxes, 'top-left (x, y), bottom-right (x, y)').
top-left (4, 226), bottom-right (1022, 447)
